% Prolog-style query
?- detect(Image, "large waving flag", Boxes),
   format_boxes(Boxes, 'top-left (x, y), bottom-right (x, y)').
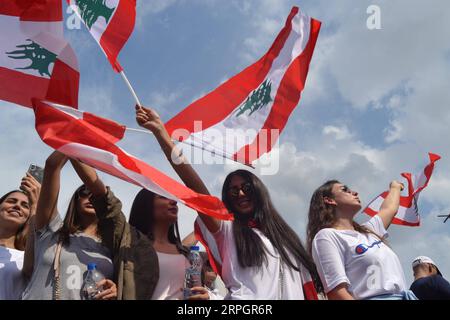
top-left (67, 0), bottom-right (136, 72)
top-left (33, 99), bottom-right (232, 220)
top-left (194, 217), bottom-right (318, 300)
top-left (364, 153), bottom-right (441, 227)
top-left (0, 0), bottom-right (79, 108)
top-left (165, 7), bottom-right (321, 166)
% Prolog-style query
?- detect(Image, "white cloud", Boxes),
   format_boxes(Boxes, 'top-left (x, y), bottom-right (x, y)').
top-left (384, 119), bottom-right (403, 144)
top-left (389, 211), bottom-right (450, 284)
top-left (136, 0), bottom-right (178, 28)
top-left (146, 89), bottom-right (184, 120)
top-left (310, 0), bottom-right (450, 109)
top-left (323, 125), bottom-right (353, 140)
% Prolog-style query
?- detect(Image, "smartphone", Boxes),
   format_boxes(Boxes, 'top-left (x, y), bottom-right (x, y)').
top-left (28, 164), bottom-right (44, 184)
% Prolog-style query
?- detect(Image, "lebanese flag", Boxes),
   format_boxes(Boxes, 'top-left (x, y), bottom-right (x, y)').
top-left (165, 7), bottom-right (321, 166)
top-left (67, 0), bottom-right (136, 72)
top-left (0, 0), bottom-right (79, 108)
top-left (364, 153), bottom-right (441, 227)
top-left (194, 217), bottom-right (318, 300)
top-left (33, 99), bottom-right (233, 220)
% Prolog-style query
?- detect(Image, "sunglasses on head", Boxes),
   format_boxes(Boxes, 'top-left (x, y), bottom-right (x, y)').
top-left (77, 187), bottom-right (92, 198)
top-left (228, 182), bottom-right (253, 198)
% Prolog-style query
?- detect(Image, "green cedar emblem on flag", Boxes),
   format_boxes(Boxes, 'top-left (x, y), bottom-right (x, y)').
top-left (75, 0), bottom-right (116, 30)
top-left (235, 79), bottom-right (273, 117)
top-left (6, 40), bottom-right (57, 77)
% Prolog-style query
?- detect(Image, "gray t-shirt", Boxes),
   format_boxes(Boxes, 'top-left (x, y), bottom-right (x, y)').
top-left (22, 214), bottom-right (113, 300)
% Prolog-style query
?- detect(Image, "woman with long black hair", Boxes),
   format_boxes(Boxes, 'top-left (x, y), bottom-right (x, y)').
top-left (135, 105), bottom-right (322, 300)
top-left (129, 189), bottom-right (207, 300)
top-left (22, 152), bottom-right (118, 300)
top-left (73, 161), bottom-right (209, 300)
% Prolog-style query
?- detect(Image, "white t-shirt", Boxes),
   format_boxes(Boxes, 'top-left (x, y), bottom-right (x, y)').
top-left (312, 215), bottom-right (407, 299)
top-left (151, 252), bottom-right (188, 300)
top-left (0, 246), bottom-right (25, 300)
top-left (214, 221), bottom-right (305, 300)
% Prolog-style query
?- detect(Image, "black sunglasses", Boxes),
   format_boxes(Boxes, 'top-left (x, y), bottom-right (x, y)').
top-left (77, 187), bottom-right (92, 198)
top-left (341, 185), bottom-right (353, 193)
top-left (228, 182), bottom-right (253, 198)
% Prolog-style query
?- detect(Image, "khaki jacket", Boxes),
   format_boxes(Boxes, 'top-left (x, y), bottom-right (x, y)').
top-left (91, 188), bottom-right (159, 300)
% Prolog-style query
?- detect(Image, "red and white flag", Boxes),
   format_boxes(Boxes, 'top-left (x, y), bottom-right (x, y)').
top-left (33, 99), bottom-right (233, 220)
top-left (0, 0), bottom-right (79, 108)
top-left (165, 7), bottom-right (321, 166)
top-left (364, 153), bottom-right (441, 227)
top-left (67, 0), bottom-right (136, 72)
top-left (194, 217), bottom-right (319, 300)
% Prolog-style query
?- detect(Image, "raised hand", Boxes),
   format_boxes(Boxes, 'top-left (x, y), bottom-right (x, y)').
top-left (20, 173), bottom-right (41, 216)
top-left (135, 105), bottom-right (164, 134)
top-left (389, 180), bottom-right (404, 191)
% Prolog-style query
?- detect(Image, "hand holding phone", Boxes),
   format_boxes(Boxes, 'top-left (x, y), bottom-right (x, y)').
top-left (27, 164), bottom-right (44, 184)
top-left (20, 165), bottom-right (43, 215)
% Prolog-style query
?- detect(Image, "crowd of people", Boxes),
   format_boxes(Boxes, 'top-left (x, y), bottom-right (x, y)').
top-left (0, 105), bottom-right (449, 300)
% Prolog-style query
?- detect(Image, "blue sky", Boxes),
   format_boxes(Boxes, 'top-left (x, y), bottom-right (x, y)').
top-left (1, 0), bottom-right (450, 286)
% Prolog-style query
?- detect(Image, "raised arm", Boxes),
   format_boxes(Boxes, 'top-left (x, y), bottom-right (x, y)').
top-left (20, 174), bottom-right (41, 277)
top-left (69, 159), bottom-right (107, 197)
top-left (35, 151), bottom-right (68, 230)
top-left (70, 159), bottom-right (126, 252)
top-left (135, 106), bottom-right (220, 233)
top-left (20, 173), bottom-right (41, 218)
top-left (377, 180), bottom-right (404, 230)
top-left (21, 216), bottom-right (35, 278)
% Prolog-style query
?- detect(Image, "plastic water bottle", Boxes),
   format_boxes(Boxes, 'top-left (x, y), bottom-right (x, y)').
top-left (183, 246), bottom-right (203, 299)
top-left (82, 263), bottom-right (105, 300)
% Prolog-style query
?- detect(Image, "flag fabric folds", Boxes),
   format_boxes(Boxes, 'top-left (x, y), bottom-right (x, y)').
top-left (33, 99), bottom-right (232, 220)
top-left (67, 0), bottom-right (136, 72)
top-left (165, 6), bottom-right (321, 166)
top-left (364, 153), bottom-right (441, 227)
top-left (0, 0), bottom-right (79, 108)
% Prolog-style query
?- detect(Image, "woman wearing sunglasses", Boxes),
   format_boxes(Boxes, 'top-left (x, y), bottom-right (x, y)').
top-left (306, 180), bottom-right (417, 300)
top-left (22, 152), bottom-right (117, 300)
top-left (135, 106), bottom-right (322, 300)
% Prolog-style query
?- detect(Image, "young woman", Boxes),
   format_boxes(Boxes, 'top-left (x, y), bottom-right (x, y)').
top-left (135, 105), bottom-right (322, 300)
top-left (128, 189), bottom-right (210, 300)
top-left (22, 152), bottom-right (117, 300)
top-left (0, 174), bottom-right (40, 300)
top-left (307, 180), bottom-right (416, 300)
top-left (68, 155), bottom-right (211, 300)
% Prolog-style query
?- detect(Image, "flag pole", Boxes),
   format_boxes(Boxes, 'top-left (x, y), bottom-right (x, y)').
top-left (120, 70), bottom-right (142, 107)
top-left (126, 128), bottom-right (255, 169)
